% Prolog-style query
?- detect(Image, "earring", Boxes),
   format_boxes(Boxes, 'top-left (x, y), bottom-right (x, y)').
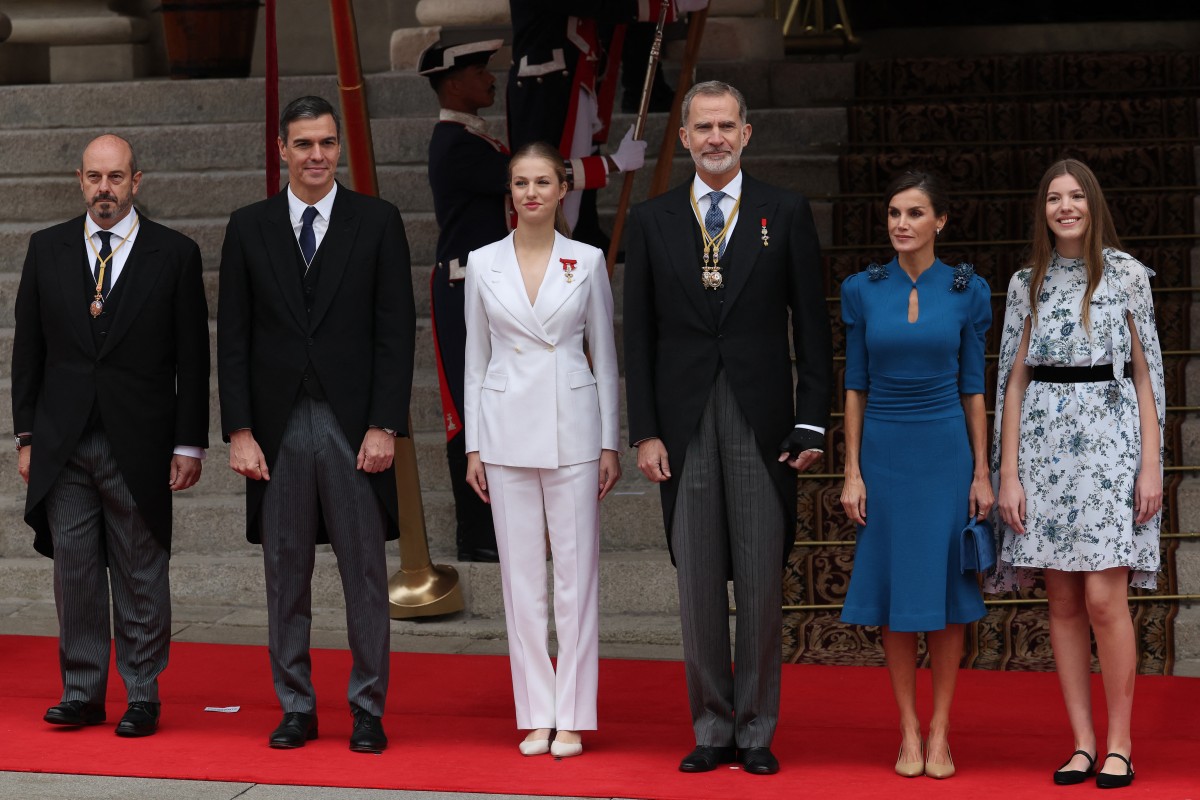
top-left (936, 228), bottom-right (943, 235)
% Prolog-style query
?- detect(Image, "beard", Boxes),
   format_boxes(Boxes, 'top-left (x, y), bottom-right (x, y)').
top-left (89, 192), bottom-right (129, 220)
top-left (692, 147), bottom-right (739, 176)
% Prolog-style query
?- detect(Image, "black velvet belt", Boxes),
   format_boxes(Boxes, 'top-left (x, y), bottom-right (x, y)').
top-left (1031, 362), bottom-right (1128, 383)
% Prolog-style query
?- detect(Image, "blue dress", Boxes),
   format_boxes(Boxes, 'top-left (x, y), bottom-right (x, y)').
top-left (840, 258), bottom-right (991, 632)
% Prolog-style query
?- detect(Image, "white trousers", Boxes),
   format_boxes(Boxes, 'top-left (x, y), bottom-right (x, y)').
top-left (485, 460), bottom-right (600, 731)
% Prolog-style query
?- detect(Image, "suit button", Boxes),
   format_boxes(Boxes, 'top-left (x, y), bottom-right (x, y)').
top-left (546, 345), bottom-right (555, 352)
top-left (307, 337), bottom-right (314, 345)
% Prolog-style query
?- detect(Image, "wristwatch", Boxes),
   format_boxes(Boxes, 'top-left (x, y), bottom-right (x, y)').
top-left (14, 434), bottom-right (32, 451)
top-left (371, 426), bottom-right (398, 437)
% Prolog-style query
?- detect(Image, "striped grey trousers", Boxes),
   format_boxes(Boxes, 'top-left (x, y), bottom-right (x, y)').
top-left (44, 430), bottom-right (170, 705)
top-left (260, 395), bottom-right (391, 717)
top-left (670, 370), bottom-right (786, 749)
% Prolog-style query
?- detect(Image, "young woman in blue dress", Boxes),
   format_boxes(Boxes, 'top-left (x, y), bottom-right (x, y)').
top-left (839, 171), bottom-right (993, 779)
top-left (991, 160), bottom-right (1164, 789)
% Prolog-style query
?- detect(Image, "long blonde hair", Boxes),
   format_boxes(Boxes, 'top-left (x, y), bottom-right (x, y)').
top-left (509, 141), bottom-right (571, 237)
top-left (1027, 159), bottom-right (1121, 331)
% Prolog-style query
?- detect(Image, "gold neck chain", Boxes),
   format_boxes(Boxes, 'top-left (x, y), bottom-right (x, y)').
top-left (85, 215), bottom-right (139, 318)
top-left (689, 186), bottom-right (741, 290)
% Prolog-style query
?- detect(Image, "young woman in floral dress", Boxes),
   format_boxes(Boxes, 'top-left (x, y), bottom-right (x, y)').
top-left (992, 159), bottom-right (1164, 790)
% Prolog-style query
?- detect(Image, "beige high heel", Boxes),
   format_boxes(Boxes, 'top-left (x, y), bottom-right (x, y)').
top-left (924, 743), bottom-right (955, 779)
top-left (550, 731), bottom-right (583, 758)
top-left (895, 742), bottom-right (924, 777)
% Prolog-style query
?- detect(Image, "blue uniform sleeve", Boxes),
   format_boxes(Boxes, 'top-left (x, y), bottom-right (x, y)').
top-left (958, 274), bottom-right (991, 394)
top-left (841, 272), bottom-right (869, 392)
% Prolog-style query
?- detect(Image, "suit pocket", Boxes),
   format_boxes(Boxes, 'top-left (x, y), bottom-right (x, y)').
top-left (568, 369), bottom-right (597, 389)
top-left (483, 371), bottom-right (508, 391)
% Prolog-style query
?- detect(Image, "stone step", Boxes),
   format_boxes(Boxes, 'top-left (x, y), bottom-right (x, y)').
top-left (0, 61), bottom-right (857, 131)
top-left (0, 155), bottom-right (839, 275)
top-left (0, 61), bottom-right (854, 133)
top-left (0, 108), bottom-right (845, 177)
top-left (0, 549), bottom-right (680, 618)
top-left (0, 435), bottom-right (668, 558)
top-left (0, 597), bottom-right (686, 654)
top-left (0, 73), bottom-right (458, 131)
top-left (3, 156), bottom-right (841, 234)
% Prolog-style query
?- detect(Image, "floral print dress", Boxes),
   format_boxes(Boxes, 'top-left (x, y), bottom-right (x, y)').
top-left (987, 249), bottom-right (1165, 590)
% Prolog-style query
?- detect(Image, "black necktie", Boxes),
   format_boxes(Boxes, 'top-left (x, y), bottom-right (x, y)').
top-left (94, 230), bottom-right (113, 296)
top-left (299, 206), bottom-right (318, 265)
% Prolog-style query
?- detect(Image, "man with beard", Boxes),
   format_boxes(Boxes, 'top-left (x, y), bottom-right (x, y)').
top-left (418, 38), bottom-right (508, 562)
top-left (12, 134), bottom-right (210, 737)
top-left (623, 81), bottom-right (832, 775)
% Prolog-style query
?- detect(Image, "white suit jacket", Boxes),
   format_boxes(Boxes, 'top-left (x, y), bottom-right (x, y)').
top-left (463, 231), bottom-right (620, 469)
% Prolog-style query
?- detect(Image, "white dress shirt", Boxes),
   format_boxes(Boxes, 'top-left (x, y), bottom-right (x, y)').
top-left (84, 207), bottom-right (140, 288)
top-left (84, 208), bottom-right (206, 461)
top-left (689, 171), bottom-right (824, 443)
top-left (287, 182), bottom-right (337, 253)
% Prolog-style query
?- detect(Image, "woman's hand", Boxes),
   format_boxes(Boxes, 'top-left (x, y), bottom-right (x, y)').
top-left (1134, 468), bottom-right (1162, 525)
top-left (840, 475), bottom-right (867, 526)
top-left (598, 449), bottom-right (622, 501)
top-left (465, 451), bottom-right (489, 503)
top-left (997, 477), bottom-right (1026, 534)
top-left (969, 473), bottom-right (994, 521)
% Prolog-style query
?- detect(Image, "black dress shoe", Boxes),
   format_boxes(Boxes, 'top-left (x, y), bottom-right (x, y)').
top-left (739, 747), bottom-right (780, 775)
top-left (679, 745), bottom-right (737, 773)
top-left (115, 701), bottom-right (160, 737)
top-left (44, 700), bottom-right (105, 726)
top-left (457, 546), bottom-right (500, 563)
top-left (349, 707), bottom-right (387, 753)
top-left (269, 712), bottom-right (318, 749)
top-left (1096, 752), bottom-right (1134, 789)
top-left (1053, 749), bottom-right (1096, 785)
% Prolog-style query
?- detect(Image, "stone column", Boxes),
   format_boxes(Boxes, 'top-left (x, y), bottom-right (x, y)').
top-left (0, 0), bottom-right (152, 83)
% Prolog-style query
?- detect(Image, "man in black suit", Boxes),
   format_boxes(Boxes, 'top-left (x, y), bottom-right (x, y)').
top-left (217, 96), bottom-right (415, 753)
top-left (419, 38), bottom-right (508, 563)
top-left (12, 133), bottom-right (210, 738)
top-left (623, 81), bottom-right (832, 775)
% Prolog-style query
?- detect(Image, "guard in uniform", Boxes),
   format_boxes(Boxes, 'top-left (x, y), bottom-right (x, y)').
top-left (506, 1), bottom-right (711, 247)
top-left (419, 39), bottom-right (511, 561)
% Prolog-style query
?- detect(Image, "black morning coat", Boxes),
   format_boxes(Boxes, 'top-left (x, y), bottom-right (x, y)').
top-left (12, 213), bottom-right (210, 557)
top-left (217, 184), bottom-right (416, 544)
top-left (622, 173), bottom-right (834, 565)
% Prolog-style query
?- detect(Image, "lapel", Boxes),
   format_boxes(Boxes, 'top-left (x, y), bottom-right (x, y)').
top-left (98, 213), bottom-right (168, 359)
top-left (261, 190), bottom-right (308, 330)
top-left (54, 215), bottom-right (96, 357)
top-left (657, 182), bottom-right (712, 327)
top-left (308, 184), bottom-right (360, 331)
top-left (532, 233), bottom-right (589, 329)
top-left (719, 174), bottom-right (775, 324)
top-left (480, 232), bottom-right (552, 345)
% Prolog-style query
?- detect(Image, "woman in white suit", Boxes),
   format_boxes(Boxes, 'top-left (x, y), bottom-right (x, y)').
top-left (464, 141), bottom-right (621, 758)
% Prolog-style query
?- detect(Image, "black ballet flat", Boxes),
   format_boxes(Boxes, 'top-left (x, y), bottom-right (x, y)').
top-left (1095, 752), bottom-right (1134, 789)
top-left (1053, 749), bottom-right (1095, 785)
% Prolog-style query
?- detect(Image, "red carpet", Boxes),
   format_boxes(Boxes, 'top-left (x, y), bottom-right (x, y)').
top-left (0, 634), bottom-right (1196, 799)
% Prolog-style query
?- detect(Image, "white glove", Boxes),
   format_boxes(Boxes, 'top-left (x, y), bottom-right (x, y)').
top-left (609, 125), bottom-right (647, 173)
top-left (674, 0), bottom-right (709, 12)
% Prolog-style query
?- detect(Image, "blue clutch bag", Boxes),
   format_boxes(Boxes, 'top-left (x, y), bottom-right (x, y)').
top-left (960, 518), bottom-right (996, 575)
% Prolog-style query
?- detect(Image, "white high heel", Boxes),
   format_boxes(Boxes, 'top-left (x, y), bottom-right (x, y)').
top-left (519, 738), bottom-right (551, 756)
top-left (551, 733), bottom-right (583, 758)
top-left (519, 729), bottom-right (552, 756)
